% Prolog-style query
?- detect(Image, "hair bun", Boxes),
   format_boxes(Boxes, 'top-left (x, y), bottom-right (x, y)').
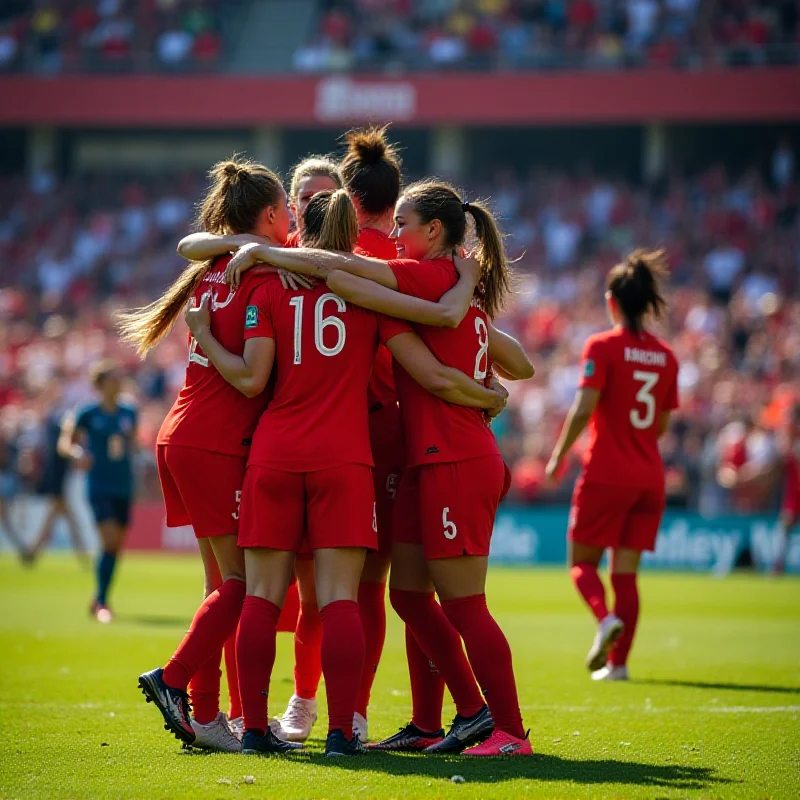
top-left (345, 126), bottom-right (388, 165)
top-left (222, 162), bottom-right (238, 178)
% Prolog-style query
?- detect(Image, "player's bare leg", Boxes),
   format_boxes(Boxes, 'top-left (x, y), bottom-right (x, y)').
top-left (428, 555), bottom-right (529, 757)
top-left (0, 497), bottom-right (31, 565)
top-left (312, 546), bottom-right (369, 757)
top-left (278, 558), bottom-right (320, 742)
top-left (570, 541), bottom-right (624, 672)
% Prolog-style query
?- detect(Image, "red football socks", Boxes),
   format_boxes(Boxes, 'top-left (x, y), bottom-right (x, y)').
top-left (405, 624), bottom-right (445, 732)
top-left (571, 563), bottom-right (610, 622)
top-left (236, 595), bottom-right (281, 735)
top-left (321, 600), bottom-right (365, 737)
top-left (188, 649), bottom-right (222, 725)
top-left (390, 589), bottom-right (483, 719)
top-left (224, 630), bottom-right (241, 720)
top-left (355, 581), bottom-right (387, 718)
top-left (609, 573), bottom-right (639, 667)
top-left (162, 578), bottom-right (246, 692)
top-left (441, 593), bottom-right (525, 739)
top-left (294, 600), bottom-right (323, 701)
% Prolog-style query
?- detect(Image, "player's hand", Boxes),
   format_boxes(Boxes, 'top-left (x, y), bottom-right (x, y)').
top-left (453, 254), bottom-right (481, 287)
top-left (75, 449), bottom-right (93, 470)
top-left (716, 465), bottom-right (738, 489)
top-left (279, 270), bottom-right (316, 291)
top-left (545, 454), bottom-right (562, 483)
top-left (487, 378), bottom-right (509, 419)
top-left (185, 293), bottom-right (211, 336)
top-left (226, 242), bottom-right (268, 289)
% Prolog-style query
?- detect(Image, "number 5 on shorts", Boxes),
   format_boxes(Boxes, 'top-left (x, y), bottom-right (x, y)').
top-left (443, 507), bottom-right (457, 540)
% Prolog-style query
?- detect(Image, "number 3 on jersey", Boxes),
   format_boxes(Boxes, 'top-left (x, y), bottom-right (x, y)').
top-left (289, 293), bottom-right (346, 364)
top-left (630, 370), bottom-right (659, 429)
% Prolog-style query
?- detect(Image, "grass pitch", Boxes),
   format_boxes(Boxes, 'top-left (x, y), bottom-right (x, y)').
top-left (0, 554), bottom-right (798, 799)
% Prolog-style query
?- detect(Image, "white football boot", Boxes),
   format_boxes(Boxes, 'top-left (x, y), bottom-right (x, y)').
top-left (586, 614), bottom-right (625, 672)
top-left (591, 664), bottom-right (630, 681)
top-left (277, 695), bottom-right (317, 743)
top-left (191, 712), bottom-right (242, 753)
top-left (353, 712), bottom-right (368, 743)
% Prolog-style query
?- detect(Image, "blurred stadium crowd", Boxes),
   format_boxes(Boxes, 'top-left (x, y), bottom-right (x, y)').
top-left (0, 137), bottom-right (797, 513)
top-left (1, 0), bottom-right (798, 74)
top-left (0, 0), bottom-right (225, 73)
top-left (295, 0), bottom-right (800, 72)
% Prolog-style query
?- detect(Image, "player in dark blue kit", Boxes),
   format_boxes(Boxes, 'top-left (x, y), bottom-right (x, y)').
top-left (60, 361), bottom-right (137, 623)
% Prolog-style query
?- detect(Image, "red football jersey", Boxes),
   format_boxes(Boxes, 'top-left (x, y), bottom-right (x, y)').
top-left (388, 257), bottom-right (499, 467)
top-left (157, 256), bottom-right (271, 458)
top-left (243, 276), bottom-right (409, 471)
top-left (579, 327), bottom-right (679, 488)
top-left (354, 228), bottom-right (399, 410)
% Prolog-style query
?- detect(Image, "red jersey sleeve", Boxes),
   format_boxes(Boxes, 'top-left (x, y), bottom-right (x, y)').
top-left (242, 283), bottom-right (275, 340)
top-left (578, 336), bottom-right (608, 392)
top-left (377, 313), bottom-right (413, 344)
top-left (388, 258), bottom-right (454, 302)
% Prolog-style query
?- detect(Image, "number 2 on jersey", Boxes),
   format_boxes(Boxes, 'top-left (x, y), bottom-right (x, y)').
top-left (630, 370), bottom-right (659, 429)
top-left (290, 293), bottom-right (347, 365)
top-left (474, 317), bottom-right (489, 380)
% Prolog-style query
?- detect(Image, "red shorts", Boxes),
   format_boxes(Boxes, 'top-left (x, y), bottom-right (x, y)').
top-left (238, 464), bottom-right (377, 552)
top-left (568, 477), bottom-right (666, 552)
top-left (370, 404), bottom-right (406, 556)
top-left (157, 444), bottom-right (245, 539)
top-left (393, 455), bottom-right (509, 560)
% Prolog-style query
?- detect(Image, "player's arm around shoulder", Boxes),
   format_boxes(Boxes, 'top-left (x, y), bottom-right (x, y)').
top-left (488, 325), bottom-right (534, 380)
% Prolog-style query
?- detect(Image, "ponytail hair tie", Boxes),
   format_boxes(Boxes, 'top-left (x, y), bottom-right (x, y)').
top-left (461, 201), bottom-right (471, 212)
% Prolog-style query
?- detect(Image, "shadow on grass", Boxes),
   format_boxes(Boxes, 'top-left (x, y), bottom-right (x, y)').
top-left (116, 614), bottom-right (189, 627)
top-left (307, 751), bottom-right (734, 790)
top-left (634, 678), bottom-right (800, 695)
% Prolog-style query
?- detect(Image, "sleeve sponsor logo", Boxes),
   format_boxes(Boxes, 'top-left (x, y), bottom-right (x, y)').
top-left (583, 359), bottom-right (595, 378)
top-left (245, 306), bottom-right (258, 329)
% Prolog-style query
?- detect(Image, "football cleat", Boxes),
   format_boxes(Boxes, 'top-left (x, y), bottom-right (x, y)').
top-left (367, 722), bottom-right (444, 752)
top-left (464, 729), bottom-right (532, 757)
top-left (586, 614), bottom-right (625, 672)
top-left (138, 667), bottom-right (195, 745)
top-left (352, 712), bottom-right (368, 742)
top-left (242, 728), bottom-right (303, 756)
top-left (228, 716), bottom-right (244, 740)
top-left (90, 602), bottom-right (113, 624)
top-left (325, 729), bottom-right (366, 757)
top-left (191, 712), bottom-right (241, 753)
top-left (424, 704), bottom-right (494, 754)
top-left (277, 695), bottom-right (317, 742)
top-left (591, 664), bottom-right (630, 681)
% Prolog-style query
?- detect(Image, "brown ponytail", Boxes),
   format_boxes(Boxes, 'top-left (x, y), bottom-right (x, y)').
top-left (402, 180), bottom-right (512, 319)
top-left (462, 201), bottom-right (511, 319)
top-left (118, 157), bottom-right (284, 357)
top-left (340, 125), bottom-right (402, 216)
top-left (607, 248), bottom-right (669, 333)
top-left (302, 189), bottom-right (358, 253)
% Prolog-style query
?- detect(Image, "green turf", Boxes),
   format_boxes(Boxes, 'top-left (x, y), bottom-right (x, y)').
top-left (0, 555), bottom-right (798, 799)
